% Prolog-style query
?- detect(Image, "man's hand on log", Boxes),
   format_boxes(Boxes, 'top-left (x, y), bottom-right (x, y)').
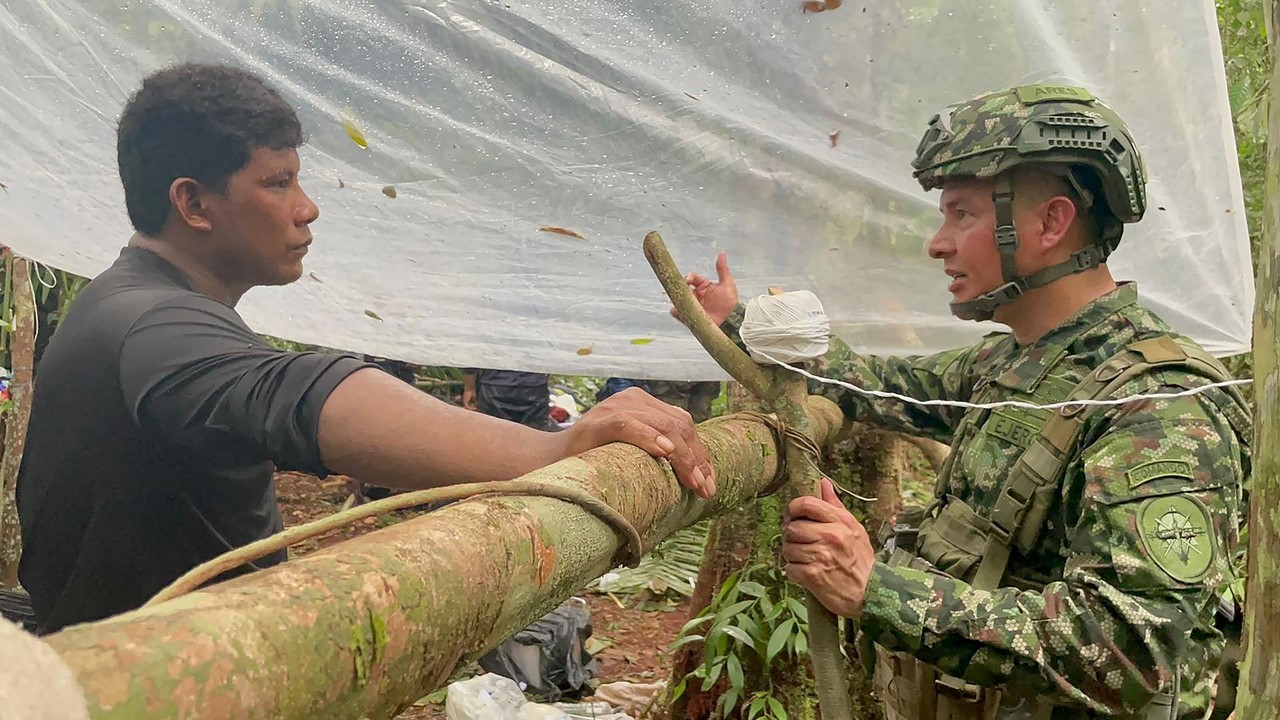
top-left (782, 478), bottom-right (875, 618)
top-left (562, 387), bottom-right (717, 499)
top-left (671, 251), bottom-right (739, 326)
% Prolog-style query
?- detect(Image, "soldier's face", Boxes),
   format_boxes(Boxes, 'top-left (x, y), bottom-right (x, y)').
top-left (928, 179), bottom-right (1005, 302)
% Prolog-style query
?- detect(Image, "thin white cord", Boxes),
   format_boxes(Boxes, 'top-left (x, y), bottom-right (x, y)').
top-left (750, 348), bottom-right (1253, 413)
top-left (30, 261), bottom-right (57, 290)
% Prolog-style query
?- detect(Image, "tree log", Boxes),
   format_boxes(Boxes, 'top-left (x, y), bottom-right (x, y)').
top-left (44, 398), bottom-right (845, 720)
top-left (0, 255), bottom-right (36, 588)
top-left (1236, 2), bottom-right (1280, 715)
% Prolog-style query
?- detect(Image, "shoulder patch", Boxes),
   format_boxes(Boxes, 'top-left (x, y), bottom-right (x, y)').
top-left (1125, 459), bottom-right (1194, 490)
top-left (1137, 495), bottom-right (1214, 583)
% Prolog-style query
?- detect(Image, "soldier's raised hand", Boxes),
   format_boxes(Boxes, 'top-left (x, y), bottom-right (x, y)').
top-left (671, 251), bottom-right (739, 326)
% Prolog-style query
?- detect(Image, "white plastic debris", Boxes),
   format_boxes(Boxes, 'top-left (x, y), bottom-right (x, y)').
top-left (445, 673), bottom-right (526, 720)
top-left (515, 703), bottom-right (571, 720)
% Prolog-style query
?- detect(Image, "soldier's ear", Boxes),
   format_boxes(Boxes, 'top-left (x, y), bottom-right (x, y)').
top-left (1037, 195), bottom-right (1078, 252)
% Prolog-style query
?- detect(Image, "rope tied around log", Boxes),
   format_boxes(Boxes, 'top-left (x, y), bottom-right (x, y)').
top-left (710, 410), bottom-right (877, 502)
top-left (146, 479), bottom-right (647, 607)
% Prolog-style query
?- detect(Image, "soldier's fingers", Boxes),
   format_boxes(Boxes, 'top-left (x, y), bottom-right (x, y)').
top-left (782, 518), bottom-right (830, 545)
top-left (784, 562), bottom-right (821, 588)
top-left (788, 495), bottom-right (849, 524)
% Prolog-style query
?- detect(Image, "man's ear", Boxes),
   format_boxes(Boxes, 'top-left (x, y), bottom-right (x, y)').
top-left (1038, 195), bottom-right (1078, 252)
top-left (168, 178), bottom-right (214, 232)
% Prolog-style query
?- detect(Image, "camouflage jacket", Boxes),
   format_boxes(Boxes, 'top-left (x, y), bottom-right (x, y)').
top-left (735, 283), bottom-right (1252, 717)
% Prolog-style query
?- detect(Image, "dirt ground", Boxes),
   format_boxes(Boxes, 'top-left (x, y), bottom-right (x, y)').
top-left (276, 472), bottom-right (688, 720)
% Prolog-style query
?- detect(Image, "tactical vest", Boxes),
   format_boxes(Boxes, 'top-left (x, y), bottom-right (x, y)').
top-left (873, 335), bottom-right (1249, 720)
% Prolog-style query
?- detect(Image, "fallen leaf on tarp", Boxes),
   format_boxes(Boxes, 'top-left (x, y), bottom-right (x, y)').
top-left (337, 178), bottom-right (345, 189)
top-left (576, 347), bottom-right (593, 356)
top-left (382, 185), bottom-right (397, 199)
top-left (309, 272), bottom-right (323, 283)
top-left (539, 226), bottom-right (585, 239)
top-left (343, 118), bottom-right (369, 148)
top-left (364, 309), bottom-right (383, 321)
top-left (630, 338), bottom-right (655, 345)
top-left (829, 129), bottom-right (841, 147)
top-left (802, 0), bottom-right (842, 12)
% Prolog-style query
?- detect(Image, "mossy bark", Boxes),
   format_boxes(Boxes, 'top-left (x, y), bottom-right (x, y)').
top-left (1236, 3), bottom-right (1280, 715)
top-left (0, 255), bottom-right (35, 588)
top-left (44, 399), bottom-right (844, 720)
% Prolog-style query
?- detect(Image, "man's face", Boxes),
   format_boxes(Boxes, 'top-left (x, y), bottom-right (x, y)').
top-left (926, 178), bottom-right (1006, 303)
top-left (206, 147), bottom-right (319, 288)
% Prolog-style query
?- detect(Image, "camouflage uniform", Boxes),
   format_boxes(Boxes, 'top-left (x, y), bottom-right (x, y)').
top-left (804, 285), bottom-right (1251, 718)
top-left (730, 85), bottom-right (1251, 719)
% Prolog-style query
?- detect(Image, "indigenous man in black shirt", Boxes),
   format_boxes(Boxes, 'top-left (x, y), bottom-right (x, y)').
top-left (16, 64), bottom-right (715, 634)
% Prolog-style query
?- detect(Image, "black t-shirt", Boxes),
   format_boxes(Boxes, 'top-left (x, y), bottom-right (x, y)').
top-left (16, 248), bottom-right (372, 633)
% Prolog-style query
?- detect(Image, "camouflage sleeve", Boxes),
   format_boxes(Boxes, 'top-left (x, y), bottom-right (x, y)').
top-left (720, 304), bottom-right (1002, 444)
top-left (856, 376), bottom-right (1246, 715)
top-left (812, 334), bottom-right (1002, 444)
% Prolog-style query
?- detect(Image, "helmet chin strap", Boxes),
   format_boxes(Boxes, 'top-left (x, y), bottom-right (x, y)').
top-left (948, 176), bottom-right (1120, 322)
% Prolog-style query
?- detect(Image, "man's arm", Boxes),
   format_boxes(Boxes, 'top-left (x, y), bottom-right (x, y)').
top-left (812, 326), bottom-right (1000, 444)
top-left (318, 368), bottom-right (715, 494)
top-left (847, 384), bottom-right (1246, 714)
top-left (121, 297), bottom-right (716, 498)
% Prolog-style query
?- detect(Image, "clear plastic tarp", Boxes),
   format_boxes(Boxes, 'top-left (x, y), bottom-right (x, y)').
top-left (0, 0), bottom-right (1253, 379)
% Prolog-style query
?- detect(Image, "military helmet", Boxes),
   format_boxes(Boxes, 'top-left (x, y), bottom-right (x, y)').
top-left (912, 85), bottom-right (1146, 225)
top-left (910, 85), bottom-right (1148, 322)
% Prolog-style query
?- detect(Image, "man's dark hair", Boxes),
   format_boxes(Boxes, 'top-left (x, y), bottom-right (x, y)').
top-left (116, 63), bottom-right (304, 235)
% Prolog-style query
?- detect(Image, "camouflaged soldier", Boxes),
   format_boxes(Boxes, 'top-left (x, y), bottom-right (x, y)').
top-left (682, 85), bottom-right (1252, 719)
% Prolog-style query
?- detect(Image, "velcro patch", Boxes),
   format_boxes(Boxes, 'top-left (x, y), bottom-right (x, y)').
top-left (983, 410), bottom-right (1040, 448)
top-left (1014, 84), bottom-right (1095, 105)
top-left (1137, 494), bottom-right (1214, 583)
top-left (1126, 459), bottom-right (1194, 490)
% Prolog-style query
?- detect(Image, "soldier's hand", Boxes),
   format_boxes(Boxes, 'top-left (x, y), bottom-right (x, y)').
top-left (782, 478), bottom-right (876, 618)
top-left (671, 251), bottom-right (738, 326)
top-left (562, 387), bottom-right (716, 499)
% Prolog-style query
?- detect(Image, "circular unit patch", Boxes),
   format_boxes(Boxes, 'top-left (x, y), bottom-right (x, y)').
top-left (1137, 495), bottom-right (1215, 583)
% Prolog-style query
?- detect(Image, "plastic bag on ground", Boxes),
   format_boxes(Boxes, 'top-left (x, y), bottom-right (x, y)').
top-left (445, 673), bottom-right (527, 720)
top-left (479, 597), bottom-right (597, 701)
top-left (591, 681), bottom-right (667, 718)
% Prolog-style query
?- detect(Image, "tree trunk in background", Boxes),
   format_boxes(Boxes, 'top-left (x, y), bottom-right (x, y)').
top-left (0, 255), bottom-right (36, 588)
top-left (1236, 2), bottom-right (1280, 716)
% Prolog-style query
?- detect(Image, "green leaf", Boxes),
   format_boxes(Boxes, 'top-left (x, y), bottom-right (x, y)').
top-left (679, 614), bottom-right (715, 635)
top-left (764, 599), bottom-right (786, 622)
top-left (1229, 79), bottom-right (1247, 114)
top-left (630, 337), bottom-right (655, 345)
top-left (737, 614), bottom-right (762, 643)
top-left (768, 696), bottom-right (788, 720)
top-left (748, 696), bottom-right (767, 720)
top-left (720, 685), bottom-right (741, 719)
top-left (766, 618), bottom-right (795, 663)
top-left (727, 653), bottom-right (745, 690)
top-left (715, 599), bottom-right (755, 622)
top-left (794, 629), bottom-right (808, 656)
top-left (785, 596), bottom-right (809, 623)
top-left (737, 580), bottom-right (766, 597)
top-left (668, 634), bottom-right (705, 651)
top-left (721, 625), bottom-right (756, 650)
top-left (701, 658), bottom-right (725, 691)
top-left (671, 678), bottom-right (687, 701)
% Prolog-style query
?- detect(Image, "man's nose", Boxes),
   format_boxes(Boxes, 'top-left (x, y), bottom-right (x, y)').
top-left (927, 227), bottom-right (953, 259)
